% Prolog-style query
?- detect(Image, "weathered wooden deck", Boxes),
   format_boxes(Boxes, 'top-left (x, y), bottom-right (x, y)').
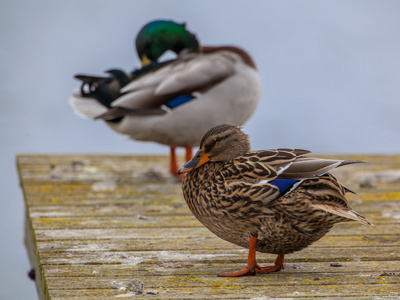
top-left (17, 154), bottom-right (400, 299)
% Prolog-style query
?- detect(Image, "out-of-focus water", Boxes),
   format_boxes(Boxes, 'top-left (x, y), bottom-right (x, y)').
top-left (1, 1), bottom-right (400, 299)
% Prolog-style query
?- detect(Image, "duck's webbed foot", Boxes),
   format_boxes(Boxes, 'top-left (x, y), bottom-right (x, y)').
top-left (257, 254), bottom-right (285, 273)
top-left (218, 237), bottom-right (285, 277)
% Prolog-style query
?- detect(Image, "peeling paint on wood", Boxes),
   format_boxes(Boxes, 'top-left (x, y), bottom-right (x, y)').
top-left (17, 154), bottom-right (400, 299)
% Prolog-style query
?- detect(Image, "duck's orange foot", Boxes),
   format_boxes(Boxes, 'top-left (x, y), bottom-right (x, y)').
top-left (218, 254), bottom-right (285, 277)
top-left (218, 264), bottom-right (263, 277)
top-left (258, 254), bottom-right (285, 273)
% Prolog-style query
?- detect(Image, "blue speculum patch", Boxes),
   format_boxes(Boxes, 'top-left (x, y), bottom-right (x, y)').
top-left (166, 95), bottom-right (194, 108)
top-left (271, 179), bottom-right (300, 196)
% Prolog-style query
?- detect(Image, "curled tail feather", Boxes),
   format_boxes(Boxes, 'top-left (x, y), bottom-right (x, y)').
top-left (313, 203), bottom-right (373, 226)
top-left (69, 94), bottom-right (108, 120)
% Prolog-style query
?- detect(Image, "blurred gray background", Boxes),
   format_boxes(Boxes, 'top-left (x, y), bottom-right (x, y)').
top-left (1, 0), bottom-right (399, 298)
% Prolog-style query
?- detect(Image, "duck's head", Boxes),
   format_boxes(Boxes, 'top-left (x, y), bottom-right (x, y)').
top-left (136, 20), bottom-right (200, 67)
top-left (178, 124), bottom-right (250, 174)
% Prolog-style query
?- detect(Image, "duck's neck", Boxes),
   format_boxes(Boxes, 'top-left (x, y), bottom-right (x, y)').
top-left (200, 45), bottom-right (257, 69)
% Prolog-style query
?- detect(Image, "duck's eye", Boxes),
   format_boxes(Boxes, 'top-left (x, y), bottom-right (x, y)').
top-left (215, 136), bottom-right (223, 142)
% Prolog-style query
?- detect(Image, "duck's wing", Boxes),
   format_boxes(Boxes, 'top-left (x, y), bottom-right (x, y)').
top-left (218, 149), bottom-right (371, 226)
top-left (276, 157), bottom-right (372, 225)
top-left (218, 149), bottom-right (310, 204)
top-left (223, 149), bottom-right (310, 180)
top-left (221, 149), bottom-right (363, 185)
top-left (278, 157), bottom-right (365, 179)
top-left (110, 51), bottom-right (237, 111)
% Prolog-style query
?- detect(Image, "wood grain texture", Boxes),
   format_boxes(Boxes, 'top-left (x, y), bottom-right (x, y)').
top-left (17, 154), bottom-right (400, 299)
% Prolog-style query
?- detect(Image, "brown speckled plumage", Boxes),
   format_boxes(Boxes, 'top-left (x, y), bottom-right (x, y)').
top-left (178, 124), bottom-right (372, 276)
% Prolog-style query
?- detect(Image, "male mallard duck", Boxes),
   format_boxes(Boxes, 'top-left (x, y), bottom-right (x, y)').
top-left (70, 20), bottom-right (261, 175)
top-left (178, 124), bottom-right (372, 277)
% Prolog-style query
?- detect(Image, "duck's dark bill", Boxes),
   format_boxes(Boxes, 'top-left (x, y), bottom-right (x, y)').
top-left (178, 149), bottom-right (209, 174)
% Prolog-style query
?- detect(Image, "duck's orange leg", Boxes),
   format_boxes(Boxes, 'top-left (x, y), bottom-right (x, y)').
top-left (185, 146), bottom-right (193, 162)
top-left (219, 237), bottom-right (284, 277)
top-left (169, 147), bottom-right (179, 176)
top-left (219, 236), bottom-right (261, 277)
top-left (170, 146), bottom-right (193, 177)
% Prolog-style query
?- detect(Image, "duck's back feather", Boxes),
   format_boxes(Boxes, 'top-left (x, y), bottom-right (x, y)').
top-left (154, 52), bottom-right (235, 95)
top-left (214, 149), bottom-right (371, 226)
top-left (115, 51), bottom-right (239, 111)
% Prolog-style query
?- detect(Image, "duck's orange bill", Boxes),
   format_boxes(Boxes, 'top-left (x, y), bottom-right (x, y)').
top-left (177, 148), bottom-right (210, 174)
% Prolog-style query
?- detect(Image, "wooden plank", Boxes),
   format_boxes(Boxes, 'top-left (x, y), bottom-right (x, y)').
top-left (17, 154), bottom-right (400, 299)
top-left (44, 274), bottom-right (400, 291)
top-left (36, 247), bottom-right (400, 266)
top-left (35, 235), bottom-right (400, 251)
top-left (41, 260), bottom-right (400, 277)
top-left (45, 285), bottom-right (400, 300)
top-left (24, 216), bottom-right (47, 300)
top-left (31, 224), bottom-right (400, 240)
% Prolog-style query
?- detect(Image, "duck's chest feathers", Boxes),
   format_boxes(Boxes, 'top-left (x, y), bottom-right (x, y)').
top-left (182, 164), bottom-right (268, 247)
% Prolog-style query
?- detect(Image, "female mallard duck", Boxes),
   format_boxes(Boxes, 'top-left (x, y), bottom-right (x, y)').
top-left (69, 20), bottom-right (261, 175)
top-left (178, 124), bottom-right (372, 277)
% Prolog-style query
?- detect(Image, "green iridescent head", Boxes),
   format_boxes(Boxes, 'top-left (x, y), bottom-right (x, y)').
top-left (136, 20), bottom-right (200, 66)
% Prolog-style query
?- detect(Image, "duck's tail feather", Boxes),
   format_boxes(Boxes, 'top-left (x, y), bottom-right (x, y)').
top-left (313, 203), bottom-right (373, 226)
top-left (69, 92), bottom-right (108, 120)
